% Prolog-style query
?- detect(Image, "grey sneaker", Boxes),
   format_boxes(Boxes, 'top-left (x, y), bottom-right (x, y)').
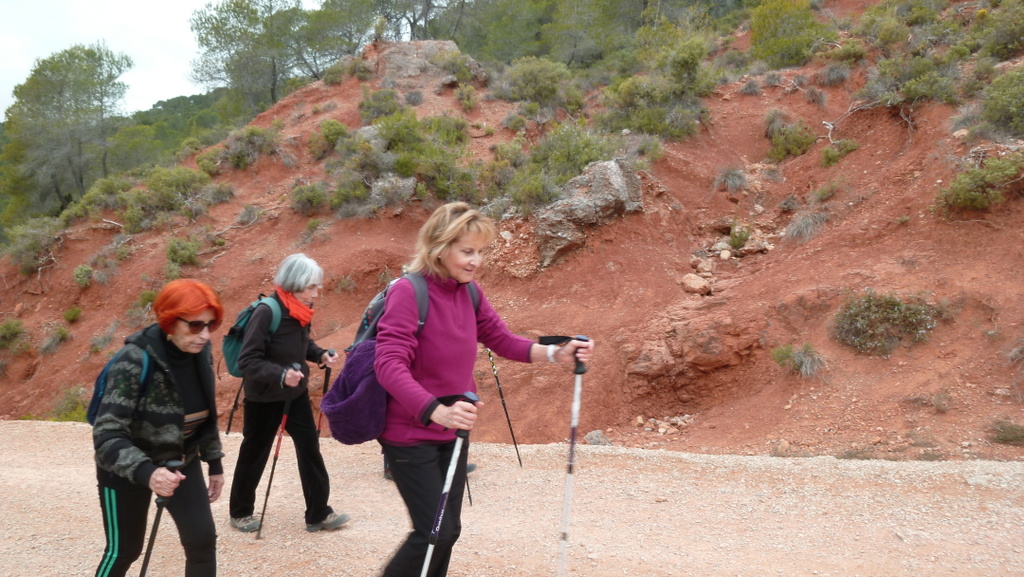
top-left (306, 512), bottom-right (350, 532)
top-left (230, 515), bottom-right (260, 533)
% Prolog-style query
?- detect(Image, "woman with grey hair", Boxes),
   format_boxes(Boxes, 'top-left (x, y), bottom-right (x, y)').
top-left (228, 253), bottom-right (348, 533)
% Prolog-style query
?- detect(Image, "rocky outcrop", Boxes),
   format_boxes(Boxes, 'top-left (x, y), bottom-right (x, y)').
top-left (534, 159), bottom-right (643, 269)
top-left (618, 299), bottom-right (766, 404)
top-left (359, 40), bottom-right (488, 92)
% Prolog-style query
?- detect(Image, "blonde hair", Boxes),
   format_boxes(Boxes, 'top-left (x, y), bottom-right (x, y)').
top-left (408, 203), bottom-right (497, 277)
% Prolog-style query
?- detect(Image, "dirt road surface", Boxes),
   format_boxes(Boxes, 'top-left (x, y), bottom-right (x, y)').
top-left (2, 420), bottom-right (1023, 576)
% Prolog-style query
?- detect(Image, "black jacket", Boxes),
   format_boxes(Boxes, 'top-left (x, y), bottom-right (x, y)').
top-left (93, 323), bottom-right (223, 486)
top-left (237, 292), bottom-right (328, 403)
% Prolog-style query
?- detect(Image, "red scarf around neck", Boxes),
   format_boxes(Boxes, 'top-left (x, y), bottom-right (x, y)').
top-left (276, 286), bottom-right (314, 327)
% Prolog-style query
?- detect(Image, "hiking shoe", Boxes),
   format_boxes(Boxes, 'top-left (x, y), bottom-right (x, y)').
top-left (306, 512), bottom-right (350, 532)
top-left (383, 465), bottom-right (393, 481)
top-left (230, 516), bottom-right (260, 533)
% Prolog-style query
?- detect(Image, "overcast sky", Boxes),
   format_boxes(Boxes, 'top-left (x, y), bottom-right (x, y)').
top-left (1, 0), bottom-right (318, 117)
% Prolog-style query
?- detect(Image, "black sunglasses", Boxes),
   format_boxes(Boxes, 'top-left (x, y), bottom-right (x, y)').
top-left (177, 317), bottom-right (221, 334)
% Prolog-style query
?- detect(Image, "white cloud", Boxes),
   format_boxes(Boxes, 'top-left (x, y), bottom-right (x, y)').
top-left (1, 0), bottom-right (320, 117)
top-left (1, 0), bottom-right (214, 116)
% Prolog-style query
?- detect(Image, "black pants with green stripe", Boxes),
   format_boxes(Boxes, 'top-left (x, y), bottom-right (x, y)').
top-left (95, 458), bottom-right (216, 577)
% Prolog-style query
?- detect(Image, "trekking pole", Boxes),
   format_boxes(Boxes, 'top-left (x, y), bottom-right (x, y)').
top-left (139, 459), bottom-right (184, 577)
top-left (486, 348), bottom-right (522, 467)
top-left (256, 362), bottom-right (301, 539)
top-left (316, 349), bottom-right (335, 435)
top-left (552, 336), bottom-right (589, 577)
top-left (225, 381), bottom-right (244, 435)
top-left (420, 391), bottom-right (479, 577)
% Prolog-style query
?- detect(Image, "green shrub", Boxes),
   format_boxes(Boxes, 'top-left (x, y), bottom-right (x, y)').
top-left (807, 87), bottom-right (826, 108)
top-left (815, 63), bottom-right (850, 87)
top-left (309, 119), bottom-right (350, 159)
top-left (177, 137), bottom-right (204, 159)
top-left (224, 126), bottom-right (279, 169)
top-left (63, 306), bottom-right (82, 323)
top-left (507, 165), bottom-right (560, 214)
top-left (374, 109), bottom-right (426, 153)
top-left (821, 140), bottom-right (860, 167)
top-left (301, 218), bottom-right (324, 244)
top-left (359, 88), bottom-right (403, 124)
top-left (320, 119), bottom-right (348, 144)
top-left (594, 36), bottom-right (712, 140)
top-left (195, 147), bottom-right (224, 176)
top-left (422, 115), bottom-right (469, 148)
top-left (750, 0), bottom-right (832, 68)
top-left (713, 168), bottom-right (747, 192)
top-left (977, 0), bottom-right (1024, 61)
top-left (0, 319), bottom-right (26, 350)
top-left (49, 386), bottom-right (88, 422)
top-left (5, 217), bottom-right (63, 275)
top-left (981, 69), bottom-right (1024, 138)
top-left (40, 326), bottom-right (71, 355)
top-left (823, 40), bottom-right (867, 63)
top-left (418, 149), bottom-right (477, 202)
top-left (786, 210), bottom-right (827, 242)
top-left (771, 343), bottom-right (828, 377)
top-left (504, 114), bottom-right (527, 132)
top-left (331, 177), bottom-right (370, 210)
top-left (739, 79), bottom-right (762, 95)
top-left (812, 179), bottom-right (844, 202)
top-left (528, 123), bottom-right (619, 186)
top-left (323, 62), bottom-right (345, 85)
top-left (74, 265), bottom-right (93, 288)
top-left (990, 420), bottom-right (1024, 445)
top-left (767, 121), bottom-right (816, 162)
top-left (166, 237), bottom-right (201, 266)
top-left (405, 90), bottom-right (424, 106)
top-left (503, 57), bottom-right (572, 108)
top-left (291, 184), bottom-right (328, 216)
top-left (832, 289), bottom-right (939, 355)
top-left (138, 290), bottom-right (158, 308)
top-left (456, 85), bottom-right (477, 111)
top-left (728, 222), bottom-right (751, 249)
top-left (64, 175), bottom-right (135, 220)
top-left (429, 50), bottom-right (474, 84)
top-left (347, 58), bottom-right (373, 81)
top-left (935, 152), bottom-right (1024, 211)
top-left (144, 166), bottom-right (211, 213)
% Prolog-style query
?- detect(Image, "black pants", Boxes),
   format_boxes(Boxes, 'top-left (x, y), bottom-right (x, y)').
top-left (380, 440), bottom-right (469, 577)
top-left (95, 458), bottom-right (216, 577)
top-left (229, 390), bottom-right (333, 525)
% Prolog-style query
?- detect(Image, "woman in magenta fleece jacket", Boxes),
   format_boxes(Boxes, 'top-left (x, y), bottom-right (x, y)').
top-left (374, 202), bottom-right (594, 577)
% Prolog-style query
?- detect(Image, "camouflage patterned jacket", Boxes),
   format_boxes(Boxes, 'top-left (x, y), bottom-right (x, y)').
top-left (92, 323), bottom-right (224, 486)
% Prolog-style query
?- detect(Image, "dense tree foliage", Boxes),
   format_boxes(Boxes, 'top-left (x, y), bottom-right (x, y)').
top-left (1, 43), bottom-right (132, 224)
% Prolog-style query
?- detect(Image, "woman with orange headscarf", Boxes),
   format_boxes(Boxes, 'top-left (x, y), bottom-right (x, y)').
top-left (93, 279), bottom-right (225, 577)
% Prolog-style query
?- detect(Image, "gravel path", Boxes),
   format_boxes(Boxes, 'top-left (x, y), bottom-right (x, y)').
top-left (2, 420), bottom-right (1023, 576)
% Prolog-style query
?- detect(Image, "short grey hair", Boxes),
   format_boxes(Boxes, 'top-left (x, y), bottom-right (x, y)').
top-left (274, 253), bottom-right (323, 292)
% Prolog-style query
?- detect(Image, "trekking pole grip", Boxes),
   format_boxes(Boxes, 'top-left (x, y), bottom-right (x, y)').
top-left (456, 391), bottom-right (480, 439)
top-left (155, 459), bottom-right (184, 505)
top-left (572, 335), bottom-right (589, 375)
